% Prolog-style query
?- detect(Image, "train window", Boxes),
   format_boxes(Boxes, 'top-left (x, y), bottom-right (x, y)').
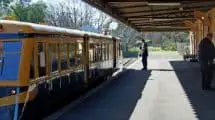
top-left (0, 41), bottom-right (22, 80)
top-left (30, 47), bottom-right (35, 79)
top-left (76, 43), bottom-right (82, 65)
top-left (109, 44), bottom-right (113, 60)
top-left (69, 43), bottom-right (76, 67)
top-left (106, 44), bottom-right (109, 60)
top-left (116, 43), bottom-right (119, 58)
top-left (104, 44), bottom-right (107, 61)
top-left (107, 44), bottom-right (109, 60)
top-left (89, 44), bottom-right (94, 63)
top-left (94, 44), bottom-right (98, 62)
top-left (50, 43), bottom-right (58, 72)
top-left (101, 43), bottom-right (105, 61)
top-left (102, 44), bottom-right (105, 61)
top-left (99, 43), bottom-right (102, 61)
top-left (119, 43), bottom-right (122, 57)
top-left (60, 44), bottom-right (68, 70)
top-left (38, 43), bottom-right (46, 77)
top-left (91, 44), bottom-right (95, 63)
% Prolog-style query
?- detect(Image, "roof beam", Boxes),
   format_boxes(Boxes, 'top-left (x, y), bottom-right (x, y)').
top-left (137, 27), bottom-right (189, 32)
top-left (113, 4), bottom-right (148, 9)
top-left (135, 22), bottom-right (184, 26)
top-left (138, 29), bottom-right (189, 32)
top-left (121, 5), bottom-right (212, 16)
top-left (122, 9), bottom-right (194, 17)
top-left (130, 18), bottom-right (194, 23)
top-left (126, 10), bottom-right (193, 19)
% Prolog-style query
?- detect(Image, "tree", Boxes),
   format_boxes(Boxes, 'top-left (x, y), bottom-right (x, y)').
top-left (0, 0), bottom-right (14, 17)
top-left (45, 0), bottom-right (108, 31)
top-left (10, 1), bottom-right (47, 23)
top-left (0, 0), bottom-right (13, 7)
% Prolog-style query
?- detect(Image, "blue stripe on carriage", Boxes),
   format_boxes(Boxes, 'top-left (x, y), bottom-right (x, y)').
top-left (0, 33), bottom-right (27, 39)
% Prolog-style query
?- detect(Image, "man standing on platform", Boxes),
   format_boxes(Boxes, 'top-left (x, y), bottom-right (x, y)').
top-left (140, 39), bottom-right (148, 70)
top-left (198, 33), bottom-right (215, 90)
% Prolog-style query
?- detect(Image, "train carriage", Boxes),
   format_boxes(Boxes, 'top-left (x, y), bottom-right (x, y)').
top-left (0, 20), bottom-right (122, 120)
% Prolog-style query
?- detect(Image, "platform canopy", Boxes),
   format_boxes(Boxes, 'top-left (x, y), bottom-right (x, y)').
top-left (84, 0), bottom-right (215, 32)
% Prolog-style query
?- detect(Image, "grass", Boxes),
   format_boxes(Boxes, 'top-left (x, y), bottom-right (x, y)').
top-left (148, 47), bottom-right (163, 52)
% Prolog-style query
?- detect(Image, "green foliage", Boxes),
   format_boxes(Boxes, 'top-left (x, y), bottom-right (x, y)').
top-left (10, 1), bottom-right (47, 23)
top-left (128, 47), bottom-right (140, 52)
top-left (0, 0), bottom-right (13, 7)
top-left (0, 0), bottom-right (14, 16)
top-left (161, 42), bottom-right (177, 51)
top-left (148, 47), bottom-right (163, 51)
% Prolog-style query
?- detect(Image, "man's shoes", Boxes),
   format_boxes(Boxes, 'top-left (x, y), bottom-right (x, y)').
top-left (142, 68), bottom-right (147, 70)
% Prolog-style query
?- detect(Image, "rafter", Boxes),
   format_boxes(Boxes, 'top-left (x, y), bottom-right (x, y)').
top-left (121, 6), bottom-right (212, 16)
top-left (112, 4), bottom-right (148, 9)
top-left (84, 0), bottom-right (215, 32)
top-left (135, 22), bottom-right (184, 26)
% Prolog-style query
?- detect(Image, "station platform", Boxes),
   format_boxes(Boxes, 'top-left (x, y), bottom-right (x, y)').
top-left (49, 52), bottom-right (215, 120)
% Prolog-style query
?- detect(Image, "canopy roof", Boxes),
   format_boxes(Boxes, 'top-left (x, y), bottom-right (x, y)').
top-left (84, 0), bottom-right (215, 32)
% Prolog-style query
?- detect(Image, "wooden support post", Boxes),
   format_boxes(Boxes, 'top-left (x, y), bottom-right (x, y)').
top-left (208, 8), bottom-right (215, 44)
top-left (189, 31), bottom-right (195, 55)
top-left (34, 42), bottom-right (39, 79)
top-left (83, 35), bottom-right (89, 87)
top-left (195, 20), bottom-right (202, 53)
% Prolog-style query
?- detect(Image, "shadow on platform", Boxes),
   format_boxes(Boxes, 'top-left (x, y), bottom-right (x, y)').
top-left (59, 69), bottom-right (151, 120)
top-left (170, 61), bottom-right (215, 120)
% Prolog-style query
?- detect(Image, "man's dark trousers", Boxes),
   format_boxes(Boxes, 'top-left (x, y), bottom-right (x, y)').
top-left (142, 54), bottom-right (148, 69)
top-left (200, 60), bottom-right (213, 89)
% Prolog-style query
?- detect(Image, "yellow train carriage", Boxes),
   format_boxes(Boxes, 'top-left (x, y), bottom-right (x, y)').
top-left (0, 20), bottom-right (122, 120)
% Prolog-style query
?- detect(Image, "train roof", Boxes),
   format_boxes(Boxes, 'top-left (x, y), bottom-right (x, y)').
top-left (0, 20), bottom-right (121, 40)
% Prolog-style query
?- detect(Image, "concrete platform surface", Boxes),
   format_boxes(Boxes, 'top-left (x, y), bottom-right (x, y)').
top-left (56, 52), bottom-right (215, 120)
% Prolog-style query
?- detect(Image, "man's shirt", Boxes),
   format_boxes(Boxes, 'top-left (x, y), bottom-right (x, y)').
top-left (198, 37), bottom-right (215, 62)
